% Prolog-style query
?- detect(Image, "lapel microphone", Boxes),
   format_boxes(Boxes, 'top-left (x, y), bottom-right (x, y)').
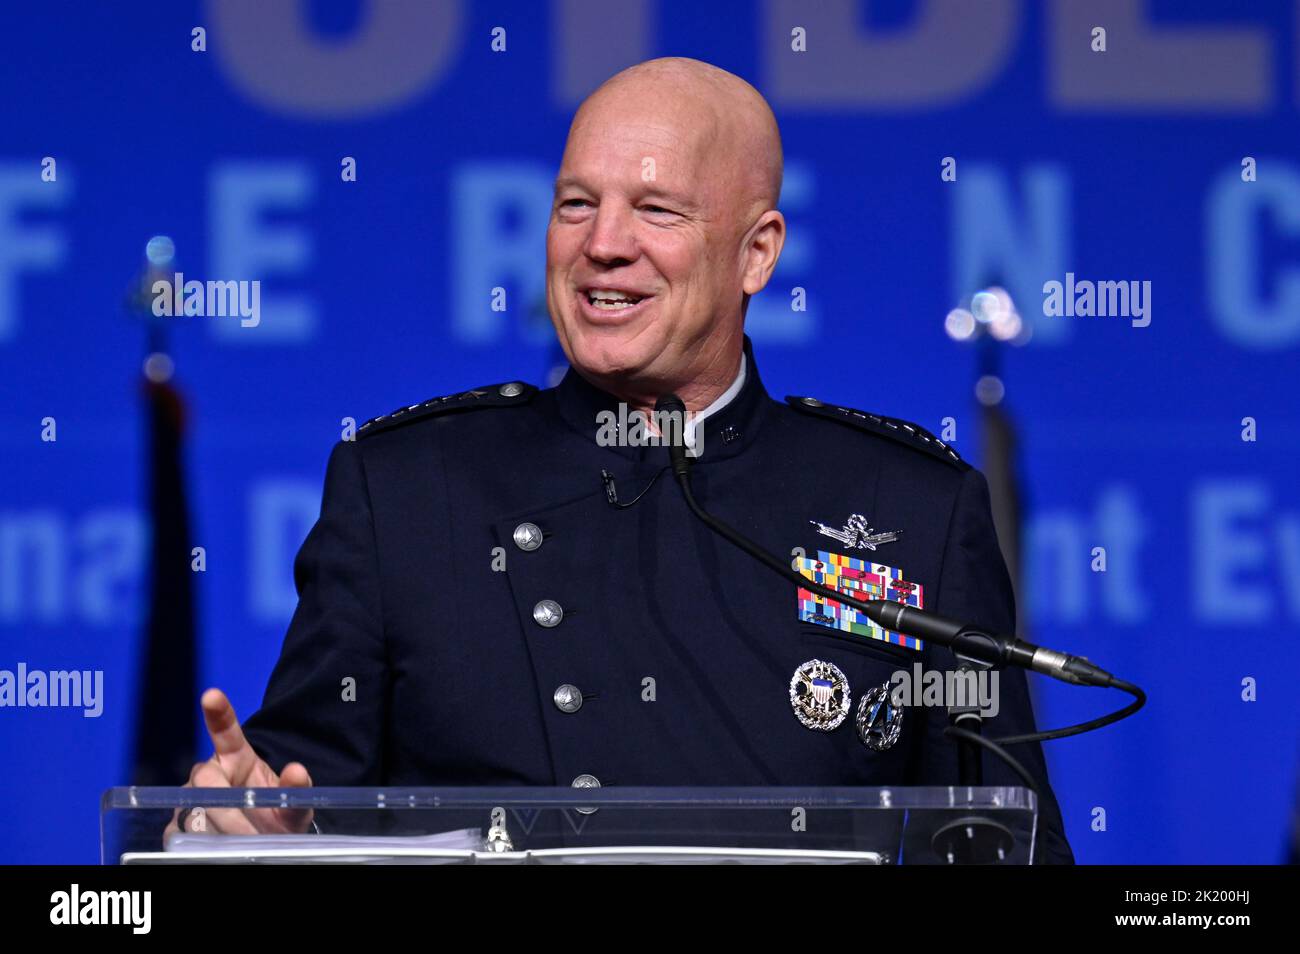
top-left (599, 396), bottom-right (692, 509)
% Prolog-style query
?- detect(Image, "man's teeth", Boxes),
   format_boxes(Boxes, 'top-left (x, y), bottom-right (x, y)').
top-left (587, 291), bottom-right (644, 309)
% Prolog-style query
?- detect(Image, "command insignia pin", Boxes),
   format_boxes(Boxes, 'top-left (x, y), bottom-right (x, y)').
top-left (856, 681), bottom-right (903, 751)
top-left (789, 659), bottom-right (851, 731)
top-left (810, 513), bottom-right (900, 551)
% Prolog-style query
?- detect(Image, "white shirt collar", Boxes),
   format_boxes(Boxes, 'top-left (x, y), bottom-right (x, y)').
top-left (685, 353), bottom-right (747, 456)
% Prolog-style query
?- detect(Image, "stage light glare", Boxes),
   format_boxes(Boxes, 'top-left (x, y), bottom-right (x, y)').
top-left (945, 308), bottom-right (977, 341)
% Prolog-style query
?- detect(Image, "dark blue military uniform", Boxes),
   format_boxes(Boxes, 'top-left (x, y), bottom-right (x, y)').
top-left (242, 337), bottom-right (1073, 863)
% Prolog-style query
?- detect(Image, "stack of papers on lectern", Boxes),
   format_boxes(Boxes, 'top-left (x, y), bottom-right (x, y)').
top-left (163, 827), bottom-right (483, 858)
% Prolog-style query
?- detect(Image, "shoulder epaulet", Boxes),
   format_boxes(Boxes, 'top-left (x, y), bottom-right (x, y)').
top-left (785, 395), bottom-right (967, 469)
top-left (358, 381), bottom-right (537, 439)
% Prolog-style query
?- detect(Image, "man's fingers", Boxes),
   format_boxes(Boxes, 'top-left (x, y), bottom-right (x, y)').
top-left (269, 761), bottom-right (315, 834)
top-left (174, 750), bottom-right (315, 840)
top-left (185, 759), bottom-right (258, 835)
top-left (187, 695), bottom-right (315, 836)
top-left (200, 687), bottom-right (260, 785)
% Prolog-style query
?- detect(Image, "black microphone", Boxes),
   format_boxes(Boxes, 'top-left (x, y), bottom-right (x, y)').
top-left (654, 393), bottom-right (692, 481)
top-left (661, 422), bottom-right (1117, 689)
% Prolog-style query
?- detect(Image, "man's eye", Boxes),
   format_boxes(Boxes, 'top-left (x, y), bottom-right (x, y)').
top-left (642, 205), bottom-right (673, 215)
top-left (561, 199), bottom-right (590, 209)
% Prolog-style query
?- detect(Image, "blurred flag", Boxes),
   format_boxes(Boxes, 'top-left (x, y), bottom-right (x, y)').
top-left (981, 396), bottom-right (1024, 634)
top-left (130, 374), bottom-right (198, 785)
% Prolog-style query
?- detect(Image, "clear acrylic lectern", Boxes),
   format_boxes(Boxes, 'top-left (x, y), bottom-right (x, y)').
top-left (102, 786), bottom-right (1039, 864)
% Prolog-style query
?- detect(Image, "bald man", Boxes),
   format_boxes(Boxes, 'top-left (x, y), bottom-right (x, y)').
top-left (170, 58), bottom-right (1073, 863)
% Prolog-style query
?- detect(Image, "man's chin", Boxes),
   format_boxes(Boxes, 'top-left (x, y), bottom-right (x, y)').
top-left (566, 337), bottom-right (661, 389)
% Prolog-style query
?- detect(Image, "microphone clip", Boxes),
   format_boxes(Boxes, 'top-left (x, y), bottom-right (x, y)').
top-left (601, 469), bottom-right (619, 505)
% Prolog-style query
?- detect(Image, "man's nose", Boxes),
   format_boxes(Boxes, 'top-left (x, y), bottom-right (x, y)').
top-left (583, 202), bottom-right (638, 264)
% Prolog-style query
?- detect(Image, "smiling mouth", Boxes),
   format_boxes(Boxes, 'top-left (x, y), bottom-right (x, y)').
top-left (584, 289), bottom-right (647, 310)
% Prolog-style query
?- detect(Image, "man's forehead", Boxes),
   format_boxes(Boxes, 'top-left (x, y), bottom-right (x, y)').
top-left (566, 114), bottom-right (710, 161)
top-left (558, 117), bottom-right (716, 189)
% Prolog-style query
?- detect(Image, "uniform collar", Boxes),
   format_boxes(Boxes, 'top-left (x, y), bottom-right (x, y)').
top-left (553, 335), bottom-right (769, 464)
top-left (684, 352), bottom-right (745, 455)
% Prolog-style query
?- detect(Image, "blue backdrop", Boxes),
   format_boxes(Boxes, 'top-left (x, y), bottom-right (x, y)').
top-left (1, 0), bottom-right (1297, 864)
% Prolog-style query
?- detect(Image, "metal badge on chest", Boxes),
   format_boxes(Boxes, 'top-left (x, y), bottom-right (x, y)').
top-left (787, 514), bottom-right (920, 750)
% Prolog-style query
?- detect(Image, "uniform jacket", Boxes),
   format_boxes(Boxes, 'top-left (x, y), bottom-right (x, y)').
top-left (242, 338), bottom-right (1074, 863)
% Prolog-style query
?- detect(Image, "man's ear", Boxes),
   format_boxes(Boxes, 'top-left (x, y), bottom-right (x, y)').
top-left (741, 210), bottom-right (786, 296)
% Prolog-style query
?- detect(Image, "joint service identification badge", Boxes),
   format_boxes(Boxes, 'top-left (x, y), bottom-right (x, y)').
top-left (789, 659), bottom-right (851, 731)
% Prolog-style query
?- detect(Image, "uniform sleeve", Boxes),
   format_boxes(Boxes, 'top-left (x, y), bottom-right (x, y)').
top-left (919, 466), bottom-right (1075, 864)
top-left (241, 439), bottom-right (388, 787)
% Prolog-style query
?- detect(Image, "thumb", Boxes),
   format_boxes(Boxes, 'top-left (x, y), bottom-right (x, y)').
top-left (279, 761), bottom-right (312, 788)
top-left (273, 761), bottom-right (315, 833)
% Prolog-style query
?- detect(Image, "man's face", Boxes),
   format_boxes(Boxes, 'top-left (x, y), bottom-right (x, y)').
top-left (546, 96), bottom-right (745, 393)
